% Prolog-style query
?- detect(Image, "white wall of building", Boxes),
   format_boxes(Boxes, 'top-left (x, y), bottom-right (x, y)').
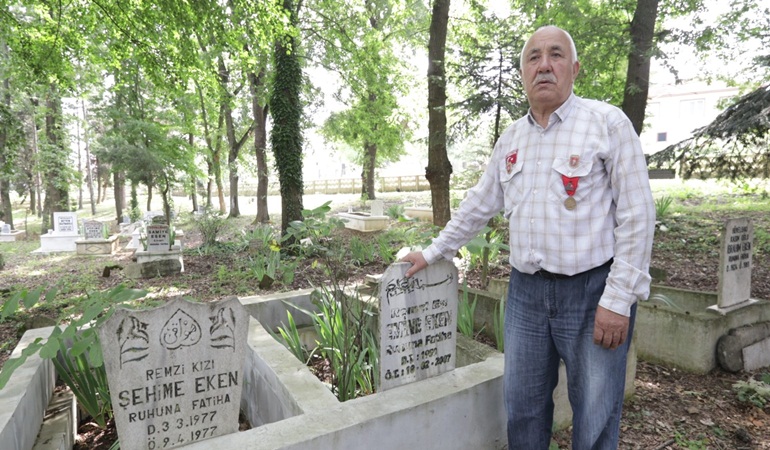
top-left (640, 82), bottom-right (740, 155)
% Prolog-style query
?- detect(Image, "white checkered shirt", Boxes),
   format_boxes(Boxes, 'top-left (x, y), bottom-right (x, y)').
top-left (423, 94), bottom-right (655, 316)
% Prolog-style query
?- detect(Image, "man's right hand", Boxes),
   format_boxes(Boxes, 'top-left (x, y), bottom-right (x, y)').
top-left (400, 251), bottom-right (428, 278)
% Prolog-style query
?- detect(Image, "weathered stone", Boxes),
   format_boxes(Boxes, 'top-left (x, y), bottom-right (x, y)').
top-left (717, 218), bottom-right (753, 309)
top-left (743, 337), bottom-right (770, 371)
top-left (125, 259), bottom-right (182, 279)
top-left (717, 322), bottom-right (770, 372)
top-left (98, 297), bottom-right (248, 450)
top-left (379, 260), bottom-right (458, 391)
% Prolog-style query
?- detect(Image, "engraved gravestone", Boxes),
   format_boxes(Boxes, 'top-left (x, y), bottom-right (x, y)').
top-left (147, 224), bottom-right (170, 252)
top-left (717, 218), bottom-right (753, 309)
top-left (98, 297), bottom-right (248, 450)
top-left (53, 212), bottom-right (78, 234)
top-left (1, 224), bottom-right (10, 234)
top-left (84, 220), bottom-right (105, 240)
top-left (379, 260), bottom-right (458, 391)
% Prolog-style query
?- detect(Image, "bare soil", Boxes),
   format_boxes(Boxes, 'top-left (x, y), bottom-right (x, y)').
top-left (1, 204), bottom-right (769, 449)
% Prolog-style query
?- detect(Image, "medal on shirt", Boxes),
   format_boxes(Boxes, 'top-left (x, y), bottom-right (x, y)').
top-left (505, 149), bottom-right (518, 174)
top-left (561, 174), bottom-right (579, 211)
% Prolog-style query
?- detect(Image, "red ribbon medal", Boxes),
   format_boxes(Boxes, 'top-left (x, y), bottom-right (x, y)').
top-left (561, 174), bottom-right (579, 196)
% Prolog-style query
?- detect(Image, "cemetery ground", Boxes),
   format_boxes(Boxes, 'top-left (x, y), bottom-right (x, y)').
top-left (0, 179), bottom-right (769, 449)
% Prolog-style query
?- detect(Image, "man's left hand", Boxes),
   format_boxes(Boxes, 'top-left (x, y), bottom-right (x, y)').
top-left (593, 306), bottom-right (629, 350)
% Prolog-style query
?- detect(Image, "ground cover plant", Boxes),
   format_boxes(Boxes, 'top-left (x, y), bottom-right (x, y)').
top-left (0, 182), bottom-right (768, 448)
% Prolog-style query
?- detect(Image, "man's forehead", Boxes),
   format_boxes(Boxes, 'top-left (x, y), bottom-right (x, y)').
top-left (524, 28), bottom-right (570, 53)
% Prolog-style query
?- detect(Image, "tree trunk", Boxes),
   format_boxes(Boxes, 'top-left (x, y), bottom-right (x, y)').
top-left (362, 143), bottom-right (377, 200)
top-left (114, 171), bottom-right (126, 224)
top-left (219, 58), bottom-right (241, 218)
top-left (271, 0), bottom-right (304, 234)
top-left (0, 77), bottom-right (14, 227)
top-left (621, 0), bottom-right (660, 135)
top-left (426, 0), bottom-right (452, 227)
top-left (146, 184), bottom-right (152, 212)
top-left (42, 85), bottom-right (69, 232)
top-left (82, 100), bottom-right (96, 215)
top-left (250, 70), bottom-right (270, 224)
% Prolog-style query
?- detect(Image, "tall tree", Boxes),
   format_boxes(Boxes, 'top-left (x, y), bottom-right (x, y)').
top-left (271, 0), bottom-right (304, 233)
top-left (622, 0), bottom-right (660, 135)
top-left (426, 0), bottom-right (452, 226)
top-left (313, 0), bottom-right (425, 200)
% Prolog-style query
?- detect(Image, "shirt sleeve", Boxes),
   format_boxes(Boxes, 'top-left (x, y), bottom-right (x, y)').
top-left (423, 144), bottom-right (507, 265)
top-left (599, 115), bottom-right (656, 316)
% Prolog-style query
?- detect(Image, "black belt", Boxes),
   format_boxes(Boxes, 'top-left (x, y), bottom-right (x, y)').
top-left (533, 259), bottom-right (613, 280)
top-left (534, 269), bottom-right (570, 279)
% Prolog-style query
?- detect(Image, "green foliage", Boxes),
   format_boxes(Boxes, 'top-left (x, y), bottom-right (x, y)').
top-left (493, 295), bottom-right (505, 352)
top-left (274, 310), bottom-right (309, 363)
top-left (457, 283), bottom-right (481, 339)
top-left (349, 236), bottom-right (376, 266)
top-left (194, 208), bottom-right (231, 247)
top-left (283, 201), bottom-right (346, 259)
top-left (0, 284), bottom-right (148, 428)
top-left (655, 195), bottom-right (674, 218)
top-left (459, 225), bottom-right (509, 271)
top-left (386, 203), bottom-right (404, 220)
top-left (733, 373), bottom-right (770, 408)
top-left (283, 287), bottom-right (379, 402)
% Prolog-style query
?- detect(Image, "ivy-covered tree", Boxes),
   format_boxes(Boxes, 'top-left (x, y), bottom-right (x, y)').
top-left (271, 0), bottom-right (304, 233)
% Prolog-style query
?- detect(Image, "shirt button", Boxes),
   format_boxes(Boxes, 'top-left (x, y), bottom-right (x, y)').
top-left (533, 189), bottom-right (538, 195)
top-left (568, 171), bottom-right (572, 176)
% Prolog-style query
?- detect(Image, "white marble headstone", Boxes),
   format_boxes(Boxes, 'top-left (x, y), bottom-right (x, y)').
top-left (147, 224), bottom-right (171, 252)
top-left (717, 218), bottom-right (753, 309)
top-left (1, 224), bottom-right (10, 234)
top-left (379, 260), bottom-right (458, 391)
top-left (53, 212), bottom-right (78, 235)
top-left (371, 200), bottom-right (384, 217)
top-left (98, 297), bottom-right (249, 450)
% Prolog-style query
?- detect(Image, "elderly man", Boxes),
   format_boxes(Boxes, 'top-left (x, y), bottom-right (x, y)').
top-left (402, 26), bottom-right (655, 449)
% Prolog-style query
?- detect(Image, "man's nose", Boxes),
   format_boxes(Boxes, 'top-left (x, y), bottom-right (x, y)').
top-left (537, 56), bottom-right (552, 72)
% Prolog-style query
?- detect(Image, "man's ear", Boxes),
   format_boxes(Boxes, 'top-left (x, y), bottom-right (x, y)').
top-left (572, 61), bottom-right (580, 80)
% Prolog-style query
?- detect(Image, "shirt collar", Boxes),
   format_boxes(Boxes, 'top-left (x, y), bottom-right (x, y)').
top-left (526, 93), bottom-right (577, 127)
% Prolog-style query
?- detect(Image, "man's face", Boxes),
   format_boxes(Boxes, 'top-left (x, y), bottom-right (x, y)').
top-left (520, 28), bottom-right (580, 112)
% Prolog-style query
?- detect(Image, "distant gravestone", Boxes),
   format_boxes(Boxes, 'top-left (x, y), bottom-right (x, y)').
top-left (1, 224), bottom-right (10, 234)
top-left (717, 218), bottom-right (753, 309)
top-left (53, 212), bottom-right (78, 234)
top-left (371, 200), bottom-right (384, 217)
top-left (147, 224), bottom-right (171, 252)
top-left (98, 297), bottom-right (249, 450)
top-left (152, 215), bottom-right (169, 225)
top-left (378, 260), bottom-right (458, 391)
top-left (83, 220), bottom-right (105, 240)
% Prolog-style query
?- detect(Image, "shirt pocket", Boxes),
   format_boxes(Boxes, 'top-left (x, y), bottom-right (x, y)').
top-left (548, 157), bottom-right (593, 203)
top-left (499, 160), bottom-right (525, 219)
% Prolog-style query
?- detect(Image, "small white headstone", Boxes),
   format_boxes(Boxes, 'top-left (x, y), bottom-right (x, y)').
top-left (1, 224), bottom-right (10, 234)
top-left (378, 260), bottom-right (458, 391)
top-left (147, 224), bottom-right (171, 252)
top-left (717, 218), bottom-right (753, 309)
top-left (53, 212), bottom-right (78, 235)
top-left (98, 297), bottom-right (248, 450)
top-left (84, 220), bottom-right (105, 240)
top-left (123, 215), bottom-right (131, 224)
top-left (371, 200), bottom-right (384, 217)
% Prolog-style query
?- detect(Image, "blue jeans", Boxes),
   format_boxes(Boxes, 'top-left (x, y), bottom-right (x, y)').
top-left (503, 262), bottom-right (636, 449)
